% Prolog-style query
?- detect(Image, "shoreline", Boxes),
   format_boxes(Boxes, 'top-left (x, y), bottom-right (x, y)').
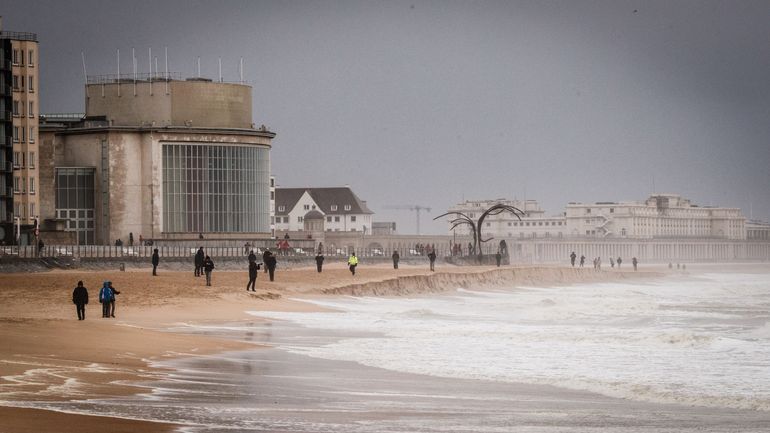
top-left (0, 263), bottom-right (749, 431)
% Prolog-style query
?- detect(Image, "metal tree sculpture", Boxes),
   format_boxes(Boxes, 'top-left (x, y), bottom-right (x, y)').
top-left (434, 203), bottom-right (524, 260)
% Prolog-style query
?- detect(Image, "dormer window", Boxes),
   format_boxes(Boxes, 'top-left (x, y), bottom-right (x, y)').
top-left (344, 205), bottom-right (351, 211)
top-left (331, 205), bottom-right (338, 211)
top-left (278, 205), bottom-right (285, 212)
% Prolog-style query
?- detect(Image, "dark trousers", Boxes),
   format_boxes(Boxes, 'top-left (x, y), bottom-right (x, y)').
top-left (393, 261), bottom-right (398, 269)
top-left (76, 303), bottom-right (86, 320)
top-left (247, 277), bottom-right (256, 291)
top-left (268, 267), bottom-right (275, 281)
top-left (102, 302), bottom-right (110, 317)
top-left (195, 265), bottom-right (201, 276)
top-left (349, 264), bottom-right (356, 275)
top-left (153, 264), bottom-right (158, 276)
top-left (110, 301), bottom-right (116, 317)
top-left (205, 271), bottom-right (212, 286)
top-left (317, 263), bottom-right (323, 273)
top-left (430, 261), bottom-right (435, 271)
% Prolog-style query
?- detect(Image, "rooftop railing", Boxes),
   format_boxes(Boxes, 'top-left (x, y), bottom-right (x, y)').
top-left (0, 31), bottom-right (38, 42)
top-left (86, 72), bottom-right (182, 84)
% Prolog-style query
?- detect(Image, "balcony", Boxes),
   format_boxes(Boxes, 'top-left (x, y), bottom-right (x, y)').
top-left (0, 31), bottom-right (38, 42)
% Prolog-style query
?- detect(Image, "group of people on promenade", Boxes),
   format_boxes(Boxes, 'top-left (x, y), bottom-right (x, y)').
top-left (71, 280), bottom-right (120, 320)
top-left (569, 251), bottom-right (638, 271)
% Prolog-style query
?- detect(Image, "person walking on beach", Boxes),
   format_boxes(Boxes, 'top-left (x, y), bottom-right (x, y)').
top-left (262, 249), bottom-right (271, 273)
top-left (151, 248), bottom-right (160, 276)
top-left (265, 252), bottom-right (277, 281)
top-left (72, 281), bottom-right (88, 320)
top-left (610, 257), bottom-right (615, 268)
top-left (99, 281), bottom-right (112, 318)
top-left (108, 281), bottom-right (120, 318)
top-left (194, 247), bottom-right (205, 277)
top-left (495, 251), bottom-right (502, 267)
top-left (392, 250), bottom-right (400, 269)
top-left (570, 251), bottom-right (576, 267)
top-left (632, 257), bottom-right (638, 271)
top-left (247, 260), bottom-right (260, 291)
top-left (203, 256), bottom-right (215, 286)
top-left (315, 253), bottom-right (324, 273)
top-left (617, 257), bottom-right (622, 268)
top-left (428, 250), bottom-right (437, 271)
top-left (348, 253), bottom-right (359, 276)
top-left (579, 255), bottom-right (585, 267)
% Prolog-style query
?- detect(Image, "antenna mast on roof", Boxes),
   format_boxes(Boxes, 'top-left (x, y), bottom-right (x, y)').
top-left (197, 56), bottom-right (201, 78)
top-left (81, 52), bottom-right (88, 97)
top-left (239, 57), bottom-right (243, 83)
top-left (164, 46), bottom-right (169, 94)
top-left (218, 57), bottom-right (222, 82)
top-left (117, 48), bottom-right (121, 97)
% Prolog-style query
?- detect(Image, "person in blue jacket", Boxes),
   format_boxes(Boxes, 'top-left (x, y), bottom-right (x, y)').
top-left (99, 281), bottom-right (113, 318)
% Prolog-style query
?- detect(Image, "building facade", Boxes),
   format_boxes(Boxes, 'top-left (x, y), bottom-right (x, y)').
top-left (449, 194), bottom-right (749, 241)
top-left (39, 76), bottom-right (274, 244)
top-left (274, 187), bottom-right (374, 236)
top-left (1, 24), bottom-right (39, 244)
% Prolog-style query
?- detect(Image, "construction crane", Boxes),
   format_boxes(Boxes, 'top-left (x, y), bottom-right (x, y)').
top-left (382, 205), bottom-right (432, 235)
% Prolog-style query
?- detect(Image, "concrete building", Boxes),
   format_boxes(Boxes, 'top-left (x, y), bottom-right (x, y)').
top-left (274, 187), bottom-right (374, 237)
top-left (1, 21), bottom-right (39, 244)
top-left (38, 75), bottom-right (274, 245)
top-left (565, 194), bottom-right (746, 240)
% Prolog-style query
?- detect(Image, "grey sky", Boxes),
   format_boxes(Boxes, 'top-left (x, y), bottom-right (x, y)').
top-left (5, 0), bottom-right (770, 234)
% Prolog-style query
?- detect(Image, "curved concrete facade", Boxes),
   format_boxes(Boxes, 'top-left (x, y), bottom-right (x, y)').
top-left (85, 80), bottom-right (252, 129)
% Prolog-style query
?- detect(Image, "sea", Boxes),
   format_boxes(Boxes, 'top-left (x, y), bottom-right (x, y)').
top-left (5, 270), bottom-right (770, 432)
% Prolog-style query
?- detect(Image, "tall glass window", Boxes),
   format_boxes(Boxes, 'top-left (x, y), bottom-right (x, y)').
top-left (55, 168), bottom-right (96, 244)
top-left (162, 143), bottom-right (270, 233)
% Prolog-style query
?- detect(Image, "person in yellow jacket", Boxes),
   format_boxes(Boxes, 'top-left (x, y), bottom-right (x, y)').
top-left (347, 253), bottom-right (359, 276)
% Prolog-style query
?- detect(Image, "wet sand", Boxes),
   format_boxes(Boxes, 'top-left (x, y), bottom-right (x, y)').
top-left (0, 261), bottom-right (707, 432)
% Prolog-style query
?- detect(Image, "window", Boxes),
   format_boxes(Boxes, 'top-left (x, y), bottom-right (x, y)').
top-left (20, 50), bottom-right (24, 66)
top-left (22, 178), bottom-right (26, 193)
top-left (14, 203), bottom-right (21, 217)
top-left (486, 222), bottom-right (490, 227)
top-left (297, 216), bottom-right (303, 223)
top-left (14, 176), bottom-right (20, 192)
top-left (29, 127), bottom-right (35, 144)
top-left (507, 222), bottom-right (511, 226)
top-left (344, 204), bottom-right (351, 211)
top-left (270, 178), bottom-right (274, 187)
top-left (331, 205), bottom-right (338, 211)
top-left (334, 216), bottom-right (340, 222)
top-left (278, 205), bottom-right (285, 212)
top-left (12, 100), bottom-right (19, 116)
top-left (29, 49), bottom-right (35, 65)
top-left (270, 191), bottom-right (274, 200)
top-left (20, 152), bottom-right (25, 167)
top-left (30, 203), bottom-right (35, 218)
top-left (283, 216), bottom-right (289, 223)
top-left (21, 127), bottom-right (25, 143)
top-left (326, 216), bottom-right (332, 222)
top-left (30, 178), bottom-right (35, 194)
top-left (12, 75), bottom-right (19, 90)
top-left (29, 102), bottom-right (34, 117)
top-left (12, 49), bottom-right (19, 64)
top-left (351, 216), bottom-right (357, 222)
top-left (610, 208), bottom-right (614, 213)
top-left (13, 151), bottom-right (20, 167)
top-left (21, 75), bottom-right (25, 90)
top-left (13, 126), bottom-right (19, 142)
top-left (28, 76), bottom-right (34, 92)
top-left (586, 208), bottom-right (591, 214)
top-left (304, 204), bottom-right (310, 210)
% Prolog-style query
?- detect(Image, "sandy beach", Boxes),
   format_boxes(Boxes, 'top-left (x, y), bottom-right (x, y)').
top-left (0, 260), bottom-right (746, 432)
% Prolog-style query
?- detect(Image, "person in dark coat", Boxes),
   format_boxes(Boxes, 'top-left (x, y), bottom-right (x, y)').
top-left (108, 281), bottom-right (120, 318)
top-left (428, 250), bottom-right (437, 271)
top-left (579, 255), bottom-right (585, 267)
top-left (262, 249), bottom-right (271, 273)
top-left (72, 281), bottom-right (89, 320)
top-left (495, 251), bottom-right (502, 267)
top-left (315, 253), bottom-right (324, 273)
top-left (248, 249), bottom-right (257, 263)
top-left (570, 251), bottom-right (577, 267)
top-left (194, 247), bottom-right (205, 277)
top-left (265, 252), bottom-right (277, 281)
top-left (203, 256), bottom-right (215, 286)
top-left (392, 250), bottom-right (400, 269)
top-left (151, 248), bottom-right (160, 276)
top-left (247, 260), bottom-right (261, 291)
top-left (632, 257), bottom-right (638, 271)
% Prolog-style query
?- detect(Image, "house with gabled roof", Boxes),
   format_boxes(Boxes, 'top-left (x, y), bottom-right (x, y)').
top-left (274, 186), bottom-right (374, 235)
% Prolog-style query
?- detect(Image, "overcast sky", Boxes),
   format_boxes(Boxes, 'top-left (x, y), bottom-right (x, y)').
top-left (5, 0), bottom-right (770, 234)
